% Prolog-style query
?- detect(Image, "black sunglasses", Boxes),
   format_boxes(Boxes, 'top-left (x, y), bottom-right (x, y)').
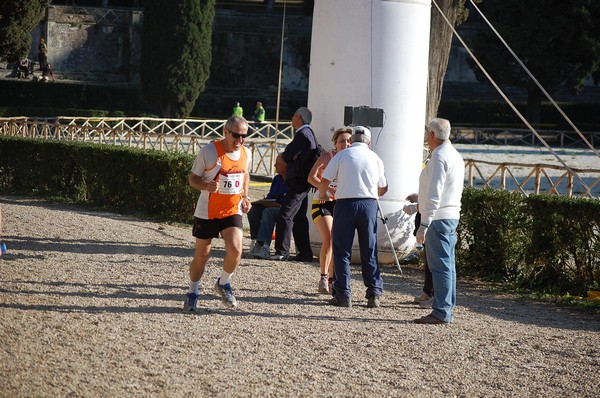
top-left (228, 129), bottom-right (247, 140)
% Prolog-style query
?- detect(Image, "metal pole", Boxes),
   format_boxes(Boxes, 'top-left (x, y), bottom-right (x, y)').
top-left (376, 198), bottom-right (402, 273)
top-left (273, 0), bottom-right (286, 175)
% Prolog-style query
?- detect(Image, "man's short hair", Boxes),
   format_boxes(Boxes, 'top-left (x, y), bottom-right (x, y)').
top-left (429, 118), bottom-right (451, 141)
top-left (294, 107), bottom-right (312, 125)
top-left (351, 125), bottom-right (371, 144)
top-left (225, 115), bottom-right (248, 131)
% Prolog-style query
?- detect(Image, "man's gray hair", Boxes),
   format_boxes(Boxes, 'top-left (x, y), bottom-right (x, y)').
top-left (295, 107), bottom-right (312, 125)
top-left (428, 118), bottom-right (451, 141)
top-left (225, 115), bottom-right (248, 131)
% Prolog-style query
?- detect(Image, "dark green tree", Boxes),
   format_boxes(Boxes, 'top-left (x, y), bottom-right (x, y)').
top-left (468, 0), bottom-right (600, 125)
top-left (0, 0), bottom-right (49, 64)
top-left (140, 0), bottom-right (216, 118)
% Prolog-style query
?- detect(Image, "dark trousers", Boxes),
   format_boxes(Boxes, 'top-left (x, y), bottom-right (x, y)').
top-left (415, 212), bottom-right (434, 296)
top-left (274, 182), bottom-right (311, 257)
top-left (331, 198), bottom-right (383, 300)
top-left (423, 250), bottom-right (434, 297)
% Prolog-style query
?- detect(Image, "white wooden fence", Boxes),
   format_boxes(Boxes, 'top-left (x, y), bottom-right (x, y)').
top-left (1, 116), bottom-right (599, 198)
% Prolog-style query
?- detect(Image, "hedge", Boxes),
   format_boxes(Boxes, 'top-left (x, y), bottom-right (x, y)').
top-left (1, 136), bottom-right (598, 294)
top-left (458, 188), bottom-right (600, 295)
top-left (0, 135), bottom-right (196, 223)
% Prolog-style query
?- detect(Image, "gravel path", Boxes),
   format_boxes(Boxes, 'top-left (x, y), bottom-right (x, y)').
top-left (0, 195), bottom-right (599, 397)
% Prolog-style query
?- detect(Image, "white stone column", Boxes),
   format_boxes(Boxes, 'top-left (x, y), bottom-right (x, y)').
top-left (307, 0), bottom-right (431, 263)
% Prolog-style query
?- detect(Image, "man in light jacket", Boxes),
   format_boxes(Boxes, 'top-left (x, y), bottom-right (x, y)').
top-left (414, 118), bottom-right (465, 325)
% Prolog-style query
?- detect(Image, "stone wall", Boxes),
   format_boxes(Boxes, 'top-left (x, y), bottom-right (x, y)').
top-left (32, 6), bottom-right (142, 82)
top-left (33, 5), bottom-right (311, 89)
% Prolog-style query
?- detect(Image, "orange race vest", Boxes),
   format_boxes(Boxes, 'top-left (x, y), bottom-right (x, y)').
top-left (207, 140), bottom-right (248, 219)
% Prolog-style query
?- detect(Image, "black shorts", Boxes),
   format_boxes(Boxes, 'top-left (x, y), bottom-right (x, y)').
top-left (311, 200), bottom-right (335, 221)
top-left (192, 215), bottom-right (243, 239)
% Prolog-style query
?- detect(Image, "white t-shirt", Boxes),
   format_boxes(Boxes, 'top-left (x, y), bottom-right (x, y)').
top-left (322, 143), bottom-right (387, 199)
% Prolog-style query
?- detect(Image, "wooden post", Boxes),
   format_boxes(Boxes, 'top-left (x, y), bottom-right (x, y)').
top-left (534, 167), bottom-right (541, 195)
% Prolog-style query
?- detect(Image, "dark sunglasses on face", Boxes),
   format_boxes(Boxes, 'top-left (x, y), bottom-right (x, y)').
top-left (228, 129), bottom-right (247, 140)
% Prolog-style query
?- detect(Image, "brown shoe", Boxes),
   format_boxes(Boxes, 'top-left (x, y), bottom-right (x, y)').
top-left (413, 314), bottom-right (448, 325)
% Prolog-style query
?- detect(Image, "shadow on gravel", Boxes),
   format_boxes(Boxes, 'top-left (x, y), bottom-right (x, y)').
top-left (454, 284), bottom-right (600, 332)
top-left (0, 302), bottom-right (187, 314)
top-left (0, 280), bottom-right (181, 298)
top-left (2, 235), bottom-right (191, 257)
top-left (0, 279), bottom-right (186, 314)
top-left (379, 265), bottom-right (600, 332)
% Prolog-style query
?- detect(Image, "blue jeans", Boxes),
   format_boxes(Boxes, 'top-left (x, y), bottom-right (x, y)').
top-left (247, 205), bottom-right (278, 245)
top-left (424, 219), bottom-right (458, 323)
top-left (331, 199), bottom-right (383, 300)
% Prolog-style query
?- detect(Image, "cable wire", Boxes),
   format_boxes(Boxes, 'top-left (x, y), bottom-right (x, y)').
top-left (469, 0), bottom-right (600, 159)
top-left (431, 0), bottom-right (591, 194)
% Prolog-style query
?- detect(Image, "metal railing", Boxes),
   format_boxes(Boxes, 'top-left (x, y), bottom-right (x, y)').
top-left (451, 127), bottom-right (600, 148)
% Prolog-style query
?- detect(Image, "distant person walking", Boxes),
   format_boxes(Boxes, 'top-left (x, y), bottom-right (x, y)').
top-left (413, 118), bottom-right (465, 325)
top-left (232, 101), bottom-right (243, 117)
top-left (41, 63), bottom-right (55, 82)
top-left (38, 37), bottom-right (47, 70)
top-left (253, 102), bottom-right (265, 123)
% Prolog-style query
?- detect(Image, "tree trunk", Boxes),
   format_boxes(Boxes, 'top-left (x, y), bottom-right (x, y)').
top-left (526, 87), bottom-right (542, 127)
top-left (426, 0), bottom-right (460, 124)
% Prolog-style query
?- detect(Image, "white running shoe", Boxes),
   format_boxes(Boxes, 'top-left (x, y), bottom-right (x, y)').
top-left (318, 276), bottom-right (329, 294)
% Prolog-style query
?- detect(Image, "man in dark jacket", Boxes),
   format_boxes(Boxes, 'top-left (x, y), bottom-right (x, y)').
top-left (270, 107), bottom-right (316, 261)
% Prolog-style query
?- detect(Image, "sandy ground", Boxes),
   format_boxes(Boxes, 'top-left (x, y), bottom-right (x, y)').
top-left (0, 194), bottom-right (598, 398)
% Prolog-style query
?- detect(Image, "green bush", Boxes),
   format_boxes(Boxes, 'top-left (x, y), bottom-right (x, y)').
top-left (457, 187), bottom-right (600, 295)
top-left (525, 195), bottom-right (600, 293)
top-left (0, 136), bottom-right (196, 223)
top-left (1, 137), bottom-right (598, 295)
top-left (457, 188), bottom-right (529, 280)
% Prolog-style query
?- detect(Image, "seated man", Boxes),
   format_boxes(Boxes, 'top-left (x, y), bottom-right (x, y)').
top-left (247, 154), bottom-right (287, 259)
top-left (17, 59), bottom-right (31, 78)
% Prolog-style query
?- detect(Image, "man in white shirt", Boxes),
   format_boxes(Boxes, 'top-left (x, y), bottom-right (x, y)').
top-left (414, 118), bottom-right (464, 325)
top-left (319, 126), bottom-right (388, 308)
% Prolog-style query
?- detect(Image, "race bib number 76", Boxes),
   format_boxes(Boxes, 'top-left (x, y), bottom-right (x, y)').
top-left (219, 172), bottom-right (244, 195)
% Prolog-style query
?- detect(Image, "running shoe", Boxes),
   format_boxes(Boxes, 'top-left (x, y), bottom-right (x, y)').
top-left (318, 276), bottom-right (329, 294)
top-left (183, 292), bottom-right (199, 312)
top-left (214, 278), bottom-right (238, 308)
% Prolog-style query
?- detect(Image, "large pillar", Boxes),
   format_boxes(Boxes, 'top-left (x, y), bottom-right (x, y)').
top-left (307, 0), bottom-right (431, 263)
